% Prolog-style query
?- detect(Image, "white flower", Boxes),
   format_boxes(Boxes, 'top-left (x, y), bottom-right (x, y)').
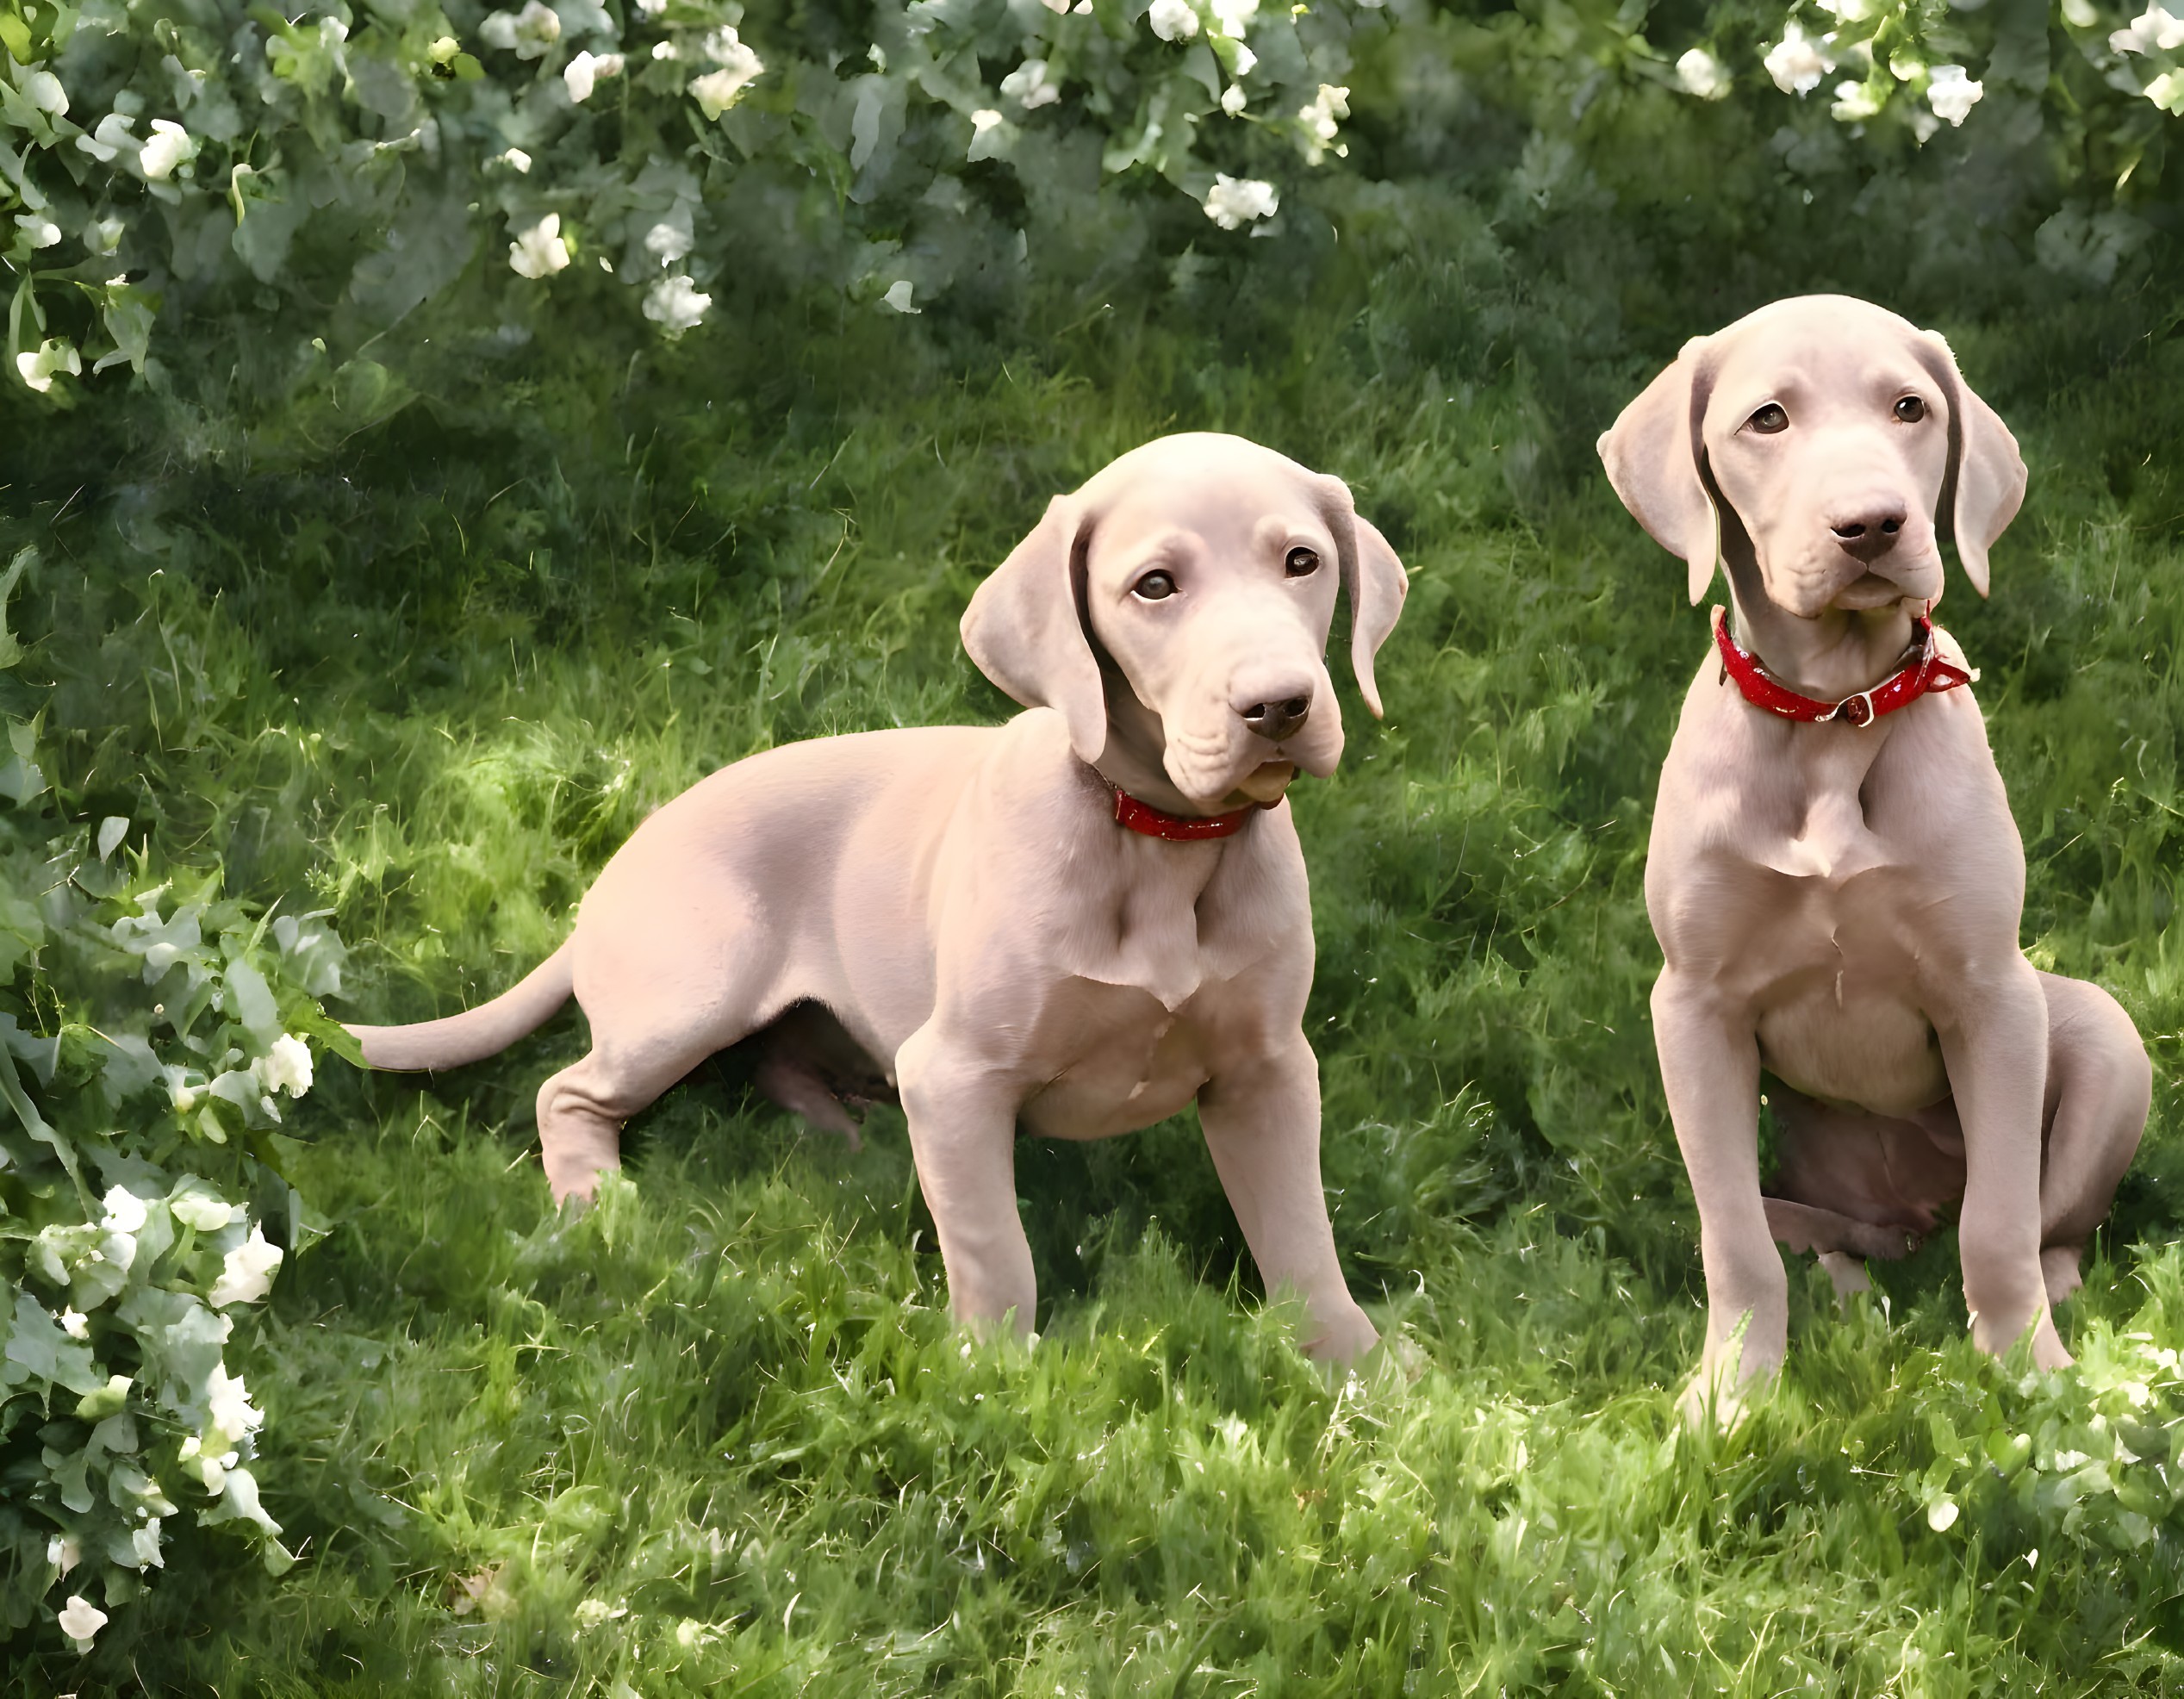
top-left (1149, 0), bottom-right (1199, 40)
top-left (181, 1433), bottom-right (233, 1492)
top-left (47, 1534), bottom-right (81, 1573)
top-left (1764, 21), bottom-right (1836, 95)
top-left (60, 1307), bottom-right (88, 1339)
top-left (102, 1186), bottom-right (149, 1235)
top-left (564, 48), bottom-right (624, 102)
top-left (1676, 47), bottom-right (1731, 99)
top-left (690, 33), bottom-right (763, 118)
top-left (999, 58), bottom-right (1061, 110)
top-left (643, 274), bottom-right (711, 333)
top-left (205, 1363), bottom-right (265, 1453)
top-left (490, 147), bottom-right (533, 172)
top-left (1209, 0), bottom-right (1259, 34)
top-left (210, 1226), bottom-right (284, 1307)
top-left (1830, 78), bottom-right (1883, 121)
top-left (1228, 40), bottom-right (1258, 76)
top-left (1203, 172), bottom-right (1278, 229)
top-left (644, 220), bottom-right (693, 264)
top-left (171, 1192), bottom-right (239, 1232)
top-left (75, 111), bottom-right (136, 165)
top-left (2149, 67), bottom-right (2184, 110)
top-left (1926, 64), bottom-right (1982, 125)
top-left (968, 107), bottom-right (1009, 160)
top-left (2112, 3), bottom-right (2184, 53)
top-left (126, 1520), bottom-right (164, 1569)
top-left (638, 0), bottom-right (667, 12)
top-left (479, 0), bottom-right (561, 59)
top-left (138, 119), bottom-right (196, 181)
top-left (881, 279), bottom-right (919, 313)
top-left (509, 214), bottom-right (571, 278)
top-left (1221, 83), bottom-right (1248, 115)
top-left (57, 1594), bottom-right (106, 1647)
top-left (258, 1033), bottom-right (314, 1098)
top-left (84, 215), bottom-right (124, 254)
top-left (15, 214), bottom-right (59, 248)
top-left (219, 1465), bottom-right (281, 1531)
top-left (1927, 1497), bottom-right (1960, 1531)
top-left (20, 68), bottom-right (67, 116)
top-left (1297, 82), bottom-right (1349, 161)
top-left (1040, 0), bottom-right (1069, 12)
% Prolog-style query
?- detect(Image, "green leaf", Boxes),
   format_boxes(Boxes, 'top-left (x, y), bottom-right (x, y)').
top-left (3, 1290), bottom-right (103, 1396)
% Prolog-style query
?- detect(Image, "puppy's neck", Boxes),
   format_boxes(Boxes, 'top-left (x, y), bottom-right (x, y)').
top-left (1727, 594), bottom-right (1921, 703)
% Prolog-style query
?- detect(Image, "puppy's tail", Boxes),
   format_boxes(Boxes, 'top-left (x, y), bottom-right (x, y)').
top-left (346, 943), bottom-right (575, 1073)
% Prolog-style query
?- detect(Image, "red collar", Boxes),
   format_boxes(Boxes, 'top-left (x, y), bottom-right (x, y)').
top-left (1111, 786), bottom-right (1274, 841)
top-left (1711, 605), bottom-right (1976, 728)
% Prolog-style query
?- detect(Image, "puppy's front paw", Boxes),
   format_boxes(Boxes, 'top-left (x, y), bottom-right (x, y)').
top-left (1677, 1335), bottom-right (1777, 1434)
top-left (2040, 1245), bottom-right (2085, 1309)
top-left (1301, 1303), bottom-right (1380, 1366)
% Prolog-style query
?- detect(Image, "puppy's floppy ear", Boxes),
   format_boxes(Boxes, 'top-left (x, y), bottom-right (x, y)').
top-left (1319, 480), bottom-right (1409, 719)
top-left (961, 495), bottom-right (1107, 763)
top-left (1916, 332), bottom-right (2026, 598)
top-left (1597, 335), bottom-right (1723, 605)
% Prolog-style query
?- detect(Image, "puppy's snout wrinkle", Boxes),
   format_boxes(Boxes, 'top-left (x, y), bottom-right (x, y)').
top-left (1828, 497), bottom-right (1909, 563)
top-left (1239, 690), bottom-right (1313, 744)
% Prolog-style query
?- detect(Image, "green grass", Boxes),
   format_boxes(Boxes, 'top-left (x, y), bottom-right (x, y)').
top-left (9, 277), bottom-right (2184, 1691)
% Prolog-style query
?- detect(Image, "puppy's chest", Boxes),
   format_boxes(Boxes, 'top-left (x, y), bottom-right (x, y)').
top-left (1064, 862), bottom-right (1266, 1011)
top-left (1019, 986), bottom-right (1229, 1141)
top-left (1685, 749), bottom-right (1967, 1113)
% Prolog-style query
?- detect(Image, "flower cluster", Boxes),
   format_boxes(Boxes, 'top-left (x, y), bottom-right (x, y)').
top-left (1746, 10), bottom-right (1982, 139)
top-left (0, 547), bottom-right (347, 1652)
top-left (0, 0), bottom-right (1378, 406)
top-left (2104, 2), bottom-right (2184, 110)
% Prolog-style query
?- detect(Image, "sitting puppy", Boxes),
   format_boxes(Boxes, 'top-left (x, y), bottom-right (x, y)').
top-left (1598, 295), bottom-right (2150, 1416)
top-left (348, 433), bottom-right (1406, 1361)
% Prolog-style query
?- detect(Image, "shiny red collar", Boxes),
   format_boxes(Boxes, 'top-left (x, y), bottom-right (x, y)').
top-left (1711, 605), bottom-right (1976, 728)
top-left (1111, 786), bottom-right (1274, 841)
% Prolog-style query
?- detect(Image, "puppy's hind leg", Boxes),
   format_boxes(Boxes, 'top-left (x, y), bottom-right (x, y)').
top-left (538, 1025), bottom-right (738, 1205)
top-left (540, 910), bottom-right (784, 1205)
top-left (2035, 973), bottom-right (2151, 1307)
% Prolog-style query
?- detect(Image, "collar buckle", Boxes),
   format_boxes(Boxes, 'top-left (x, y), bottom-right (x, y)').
top-left (1831, 688), bottom-right (1879, 728)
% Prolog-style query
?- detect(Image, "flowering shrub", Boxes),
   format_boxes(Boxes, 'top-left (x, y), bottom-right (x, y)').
top-left (0, 550), bottom-right (351, 1649)
top-left (0, 0), bottom-right (1375, 413)
top-left (1, 0), bottom-right (2168, 415)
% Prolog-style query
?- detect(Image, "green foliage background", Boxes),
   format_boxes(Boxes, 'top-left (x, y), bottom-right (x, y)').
top-left (3, 0), bottom-right (2184, 1685)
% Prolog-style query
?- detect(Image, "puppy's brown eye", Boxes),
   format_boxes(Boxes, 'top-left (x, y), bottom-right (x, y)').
top-left (1895, 395), bottom-right (1926, 423)
top-left (1285, 546), bottom-right (1320, 577)
top-left (1749, 402), bottom-right (1789, 434)
top-left (1132, 569), bottom-right (1177, 601)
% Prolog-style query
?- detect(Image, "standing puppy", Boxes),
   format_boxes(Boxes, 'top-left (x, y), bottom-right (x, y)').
top-left (1599, 295), bottom-right (2150, 1418)
top-left (348, 433), bottom-right (1406, 1362)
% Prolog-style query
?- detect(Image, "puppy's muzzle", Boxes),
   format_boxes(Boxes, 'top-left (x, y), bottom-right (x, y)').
top-left (1238, 689), bottom-right (1313, 744)
top-left (1828, 496), bottom-right (1910, 565)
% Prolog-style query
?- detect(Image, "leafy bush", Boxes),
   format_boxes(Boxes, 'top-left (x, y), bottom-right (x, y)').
top-left (0, 0), bottom-right (1376, 422)
top-left (2, 0), bottom-right (2178, 433)
top-left (0, 550), bottom-right (352, 1648)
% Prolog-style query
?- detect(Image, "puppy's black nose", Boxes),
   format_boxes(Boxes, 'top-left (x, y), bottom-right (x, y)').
top-left (1240, 694), bottom-right (1312, 743)
top-left (1829, 500), bottom-right (1908, 563)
